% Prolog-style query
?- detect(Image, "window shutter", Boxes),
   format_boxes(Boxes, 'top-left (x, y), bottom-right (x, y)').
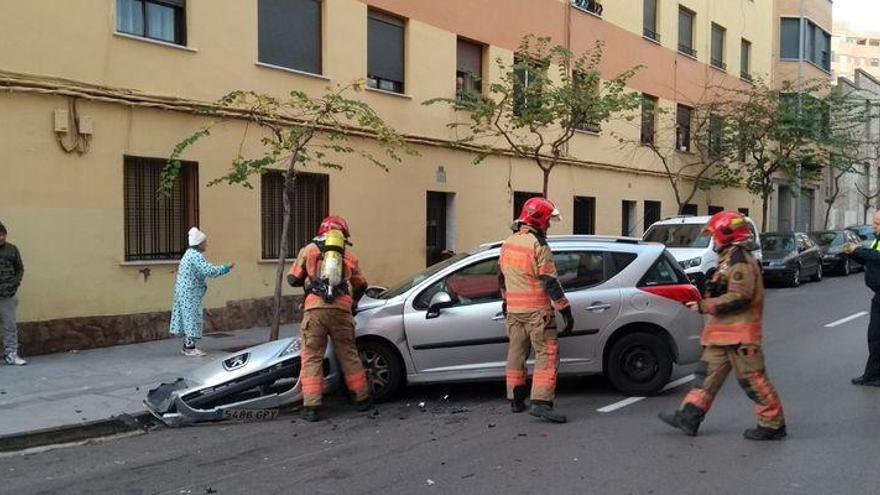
top-left (258, 0), bottom-right (322, 74)
top-left (457, 39), bottom-right (482, 76)
top-left (368, 11), bottom-right (405, 84)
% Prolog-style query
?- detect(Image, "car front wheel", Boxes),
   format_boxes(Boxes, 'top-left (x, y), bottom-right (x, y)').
top-left (812, 263), bottom-right (823, 282)
top-left (605, 331), bottom-right (673, 396)
top-left (789, 266), bottom-right (801, 287)
top-left (358, 340), bottom-right (404, 403)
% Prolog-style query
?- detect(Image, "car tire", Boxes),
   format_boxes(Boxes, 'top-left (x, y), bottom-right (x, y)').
top-left (605, 331), bottom-right (673, 396)
top-left (789, 266), bottom-right (801, 287)
top-left (812, 263), bottom-right (823, 282)
top-left (358, 340), bottom-right (404, 403)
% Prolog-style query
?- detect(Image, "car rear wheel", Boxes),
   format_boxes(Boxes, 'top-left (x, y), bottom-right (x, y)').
top-left (605, 332), bottom-right (673, 396)
top-left (812, 263), bottom-right (823, 282)
top-left (789, 266), bottom-right (801, 287)
top-left (358, 340), bottom-right (404, 403)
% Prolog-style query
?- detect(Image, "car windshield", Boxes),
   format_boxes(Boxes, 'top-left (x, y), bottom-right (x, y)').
top-left (377, 252), bottom-right (473, 299)
top-left (761, 235), bottom-right (794, 251)
top-left (811, 231), bottom-right (843, 247)
top-left (643, 224), bottom-right (711, 248)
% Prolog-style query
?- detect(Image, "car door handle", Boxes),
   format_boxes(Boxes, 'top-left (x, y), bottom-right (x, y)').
top-left (491, 313), bottom-right (505, 321)
top-left (586, 303), bottom-right (611, 312)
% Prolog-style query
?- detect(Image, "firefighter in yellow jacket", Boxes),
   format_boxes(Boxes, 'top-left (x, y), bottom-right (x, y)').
top-left (288, 215), bottom-right (371, 422)
top-left (499, 197), bottom-right (574, 423)
top-left (659, 211), bottom-right (786, 440)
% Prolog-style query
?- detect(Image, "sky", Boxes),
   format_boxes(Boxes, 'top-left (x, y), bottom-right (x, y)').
top-left (834, 0), bottom-right (880, 33)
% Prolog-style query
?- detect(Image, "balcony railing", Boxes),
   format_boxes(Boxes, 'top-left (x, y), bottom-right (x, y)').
top-left (571, 0), bottom-right (603, 17)
top-left (643, 27), bottom-right (661, 42)
top-left (711, 58), bottom-right (727, 71)
top-left (678, 44), bottom-right (697, 58)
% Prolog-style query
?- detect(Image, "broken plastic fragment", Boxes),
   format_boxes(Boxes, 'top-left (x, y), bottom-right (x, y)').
top-left (426, 479), bottom-right (435, 486)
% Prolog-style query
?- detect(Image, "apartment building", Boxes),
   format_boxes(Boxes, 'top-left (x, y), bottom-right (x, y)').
top-left (832, 22), bottom-right (880, 82)
top-left (0, 0), bottom-right (772, 352)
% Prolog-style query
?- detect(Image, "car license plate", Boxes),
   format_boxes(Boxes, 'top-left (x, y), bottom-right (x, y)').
top-left (222, 409), bottom-right (280, 421)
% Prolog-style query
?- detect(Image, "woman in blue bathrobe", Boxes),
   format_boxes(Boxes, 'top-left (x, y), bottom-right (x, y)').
top-left (170, 227), bottom-right (234, 357)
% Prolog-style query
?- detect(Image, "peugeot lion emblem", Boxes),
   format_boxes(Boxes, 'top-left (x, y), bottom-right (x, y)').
top-left (223, 353), bottom-right (250, 371)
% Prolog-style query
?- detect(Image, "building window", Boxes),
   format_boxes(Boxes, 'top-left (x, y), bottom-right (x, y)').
top-left (456, 38), bottom-right (483, 100)
top-left (644, 200), bottom-right (662, 231)
top-left (260, 171), bottom-right (329, 259)
top-left (676, 104), bottom-right (692, 152)
top-left (780, 18), bottom-right (800, 59)
top-left (709, 114), bottom-right (724, 158)
top-left (871, 39), bottom-right (880, 47)
top-left (871, 58), bottom-right (880, 67)
top-left (678, 7), bottom-right (696, 57)
top-left (643, 0), bottom-right (659, 41)
top-left (513, 55), bottom-right (548, 117)
top-left (622, 200), bottom-right (637, 236)
top-left (711, 23), bottom-right (726, 70)
top-left (573, 70), bottom-right (601, 133)
top-left (513, 191), bottom-right (543, 220)
top-left (258, 0), bottom-right (322, 75)
top-left (367, 10), bottom-right (405, 93)
top-left (681, 204), bottom-right (698, 216)
top-left (741, 39), bottom-right (752, 81)
top-left (426, 192), bottom-right (455, 267)
top-left (116, 0), bottom-right (186, 45)
top-left (641, 94), bottom-right (658, 145)
top-left (573, 196), bottom-right (596, 235)
top-left (123, 156), bottom-right (198, 261)
top-left (738, 207), bottom-right (750, 217)
top-left (708, 205), bottom-right (724, 215)
top-left (571, 0), bottom-right (603, 17)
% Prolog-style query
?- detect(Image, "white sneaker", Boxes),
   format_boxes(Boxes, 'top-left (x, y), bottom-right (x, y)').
top-left (181, 348), bottom-right (207, 357)
top-left (5, 353), bottom-right (27, 366)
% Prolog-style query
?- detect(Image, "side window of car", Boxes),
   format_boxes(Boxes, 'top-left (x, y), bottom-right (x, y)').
top-left (608, 252), bottom-right (638, 278)
top-left (554, 251), bottom-right (605, 290)
top-left (639, 252), bottom-right (689, 286)
top-left (414, 257), bottom-right (500, 310)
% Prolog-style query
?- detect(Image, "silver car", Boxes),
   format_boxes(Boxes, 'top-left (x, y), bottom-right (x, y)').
top-left (356, 235), bottom-right (703, 400)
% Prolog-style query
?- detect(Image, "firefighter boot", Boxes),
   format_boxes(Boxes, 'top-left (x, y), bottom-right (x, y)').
top-left (658, 407), bottom-right (701, 437)
top-left (529, 401), bottom-right (567, 423)
top-left (301, 406), bottom-right (320, 422)
top-left (743, 425), bottom-right (787, 441)
top-left (511, 385), bottom-right (528, 413)
top-left (355, 397), bottom-right (374, 412)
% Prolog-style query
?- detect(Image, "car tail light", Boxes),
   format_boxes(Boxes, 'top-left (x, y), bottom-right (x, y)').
top-left (639, 284), bottom-right (702, 305)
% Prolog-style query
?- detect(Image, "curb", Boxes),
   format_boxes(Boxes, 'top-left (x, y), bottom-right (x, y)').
top-left (0, 412), bottom-right (156, 454)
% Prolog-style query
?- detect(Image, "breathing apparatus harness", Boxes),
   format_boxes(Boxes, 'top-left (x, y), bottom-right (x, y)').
top-left (307, 229), bottom-right (351, 303)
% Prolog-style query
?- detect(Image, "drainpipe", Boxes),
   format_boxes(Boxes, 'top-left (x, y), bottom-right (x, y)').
top-left (794, 0), bottom-right (805, 231)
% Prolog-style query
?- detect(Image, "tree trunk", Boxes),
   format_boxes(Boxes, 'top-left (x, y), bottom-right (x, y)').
top-left (761, 191), bottom-right (770, 233)
top-left (542, 168), bottom-right (551, 197)
top-left (269, 165), bottom-right (297, 341)
top-left (823, 200), bottom-right (833, 230)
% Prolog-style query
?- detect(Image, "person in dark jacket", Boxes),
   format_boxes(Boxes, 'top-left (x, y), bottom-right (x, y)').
top-left (844, 211), bottom-right (880, 386)
top-left (0, 221), bottom-right (26, 366)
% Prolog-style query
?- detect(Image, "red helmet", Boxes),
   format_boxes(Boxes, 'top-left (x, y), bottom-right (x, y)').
top-left (705, 211), bottom-right (751, 249)
top-left (517, 197), bottom-right (561, 232)
top-left (318, 215), bottom-right (350, 237)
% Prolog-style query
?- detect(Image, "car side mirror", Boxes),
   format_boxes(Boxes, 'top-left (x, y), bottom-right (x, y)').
top-left (364, 286), bottom-right (387, 299)
top-left (426, 291), bottom-right (454, 319)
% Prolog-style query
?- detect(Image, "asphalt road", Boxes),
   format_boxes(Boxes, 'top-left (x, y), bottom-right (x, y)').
top-left (4, 274), bottom-right (880, 495)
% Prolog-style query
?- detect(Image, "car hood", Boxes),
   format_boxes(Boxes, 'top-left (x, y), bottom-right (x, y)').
top-left (666, 247), bottom-right (708, 262)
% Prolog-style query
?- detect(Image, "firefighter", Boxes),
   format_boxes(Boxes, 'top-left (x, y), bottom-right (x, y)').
top-left (499, 197), bottom-right (575, 423)
top-left (659, 211), bottom-right (786, 440)
top-left (288, 215), bottom-right (372, 422)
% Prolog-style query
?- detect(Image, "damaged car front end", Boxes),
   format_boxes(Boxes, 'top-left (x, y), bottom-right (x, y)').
top-left (145, 337), bottom-right (339, 426)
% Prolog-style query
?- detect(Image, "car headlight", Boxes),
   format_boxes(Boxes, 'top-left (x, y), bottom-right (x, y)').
top-left (680, 257), bottom-right (702, 269)
top-left (278, 337), bottom-right (302, 358)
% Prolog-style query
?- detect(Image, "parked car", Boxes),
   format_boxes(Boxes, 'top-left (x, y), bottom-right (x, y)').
top-left (760, 232), bottom-right (823, 286)
top-left (845, 224), bottom-right (875, 248)
top-left (146, 236), bottom-right (704, 425)
top-left (810, 229), bottom-right (864, 275)
top-left (642, 215), bottom-right (762, 291)
top-left (355, 235), bottom-right (704, 401)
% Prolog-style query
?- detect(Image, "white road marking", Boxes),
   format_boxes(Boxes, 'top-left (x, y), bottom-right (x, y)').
top-left (596, 374), bottom-right (695, 413)
top-left (824, 311), bottom-right (869, 328)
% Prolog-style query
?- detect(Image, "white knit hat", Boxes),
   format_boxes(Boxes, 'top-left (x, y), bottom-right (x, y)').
top-left (188, 227), bottom-right (207, 247)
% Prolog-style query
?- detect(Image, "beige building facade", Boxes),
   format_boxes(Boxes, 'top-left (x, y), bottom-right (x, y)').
top-left (1, 0), bottom-right (773, 353)
top-left (832, 22), bottom-right (880, 82)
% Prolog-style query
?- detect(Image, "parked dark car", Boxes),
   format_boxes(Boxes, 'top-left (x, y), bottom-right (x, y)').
top-left (845, 224), bottom-right (875, 248)
top-left (810, 230), bottom-right (864, 275)
top-left (760, 232), bottom-right (823, 287)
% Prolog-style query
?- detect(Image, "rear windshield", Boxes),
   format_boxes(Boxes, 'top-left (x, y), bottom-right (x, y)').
top-left (643, 224), bottom-right (711, 248)
top-left (761, 235), bottom-right (794, 251)
top-left (811, 231), bottom-right (844, 247)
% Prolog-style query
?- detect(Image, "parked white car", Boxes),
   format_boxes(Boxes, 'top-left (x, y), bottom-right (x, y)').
top-left (642, 215), bottom-right (762, 291)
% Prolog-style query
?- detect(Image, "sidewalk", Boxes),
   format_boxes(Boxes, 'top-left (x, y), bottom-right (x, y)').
top-left (0, 325), bottom-right (299, 438)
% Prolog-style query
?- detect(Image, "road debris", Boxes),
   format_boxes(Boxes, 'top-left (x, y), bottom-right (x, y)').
top-left (426, 479), bottom-right (435, 486)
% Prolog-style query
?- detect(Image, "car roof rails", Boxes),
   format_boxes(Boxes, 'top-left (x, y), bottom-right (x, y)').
top-left (480, 235), bottom-right (642, 250)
